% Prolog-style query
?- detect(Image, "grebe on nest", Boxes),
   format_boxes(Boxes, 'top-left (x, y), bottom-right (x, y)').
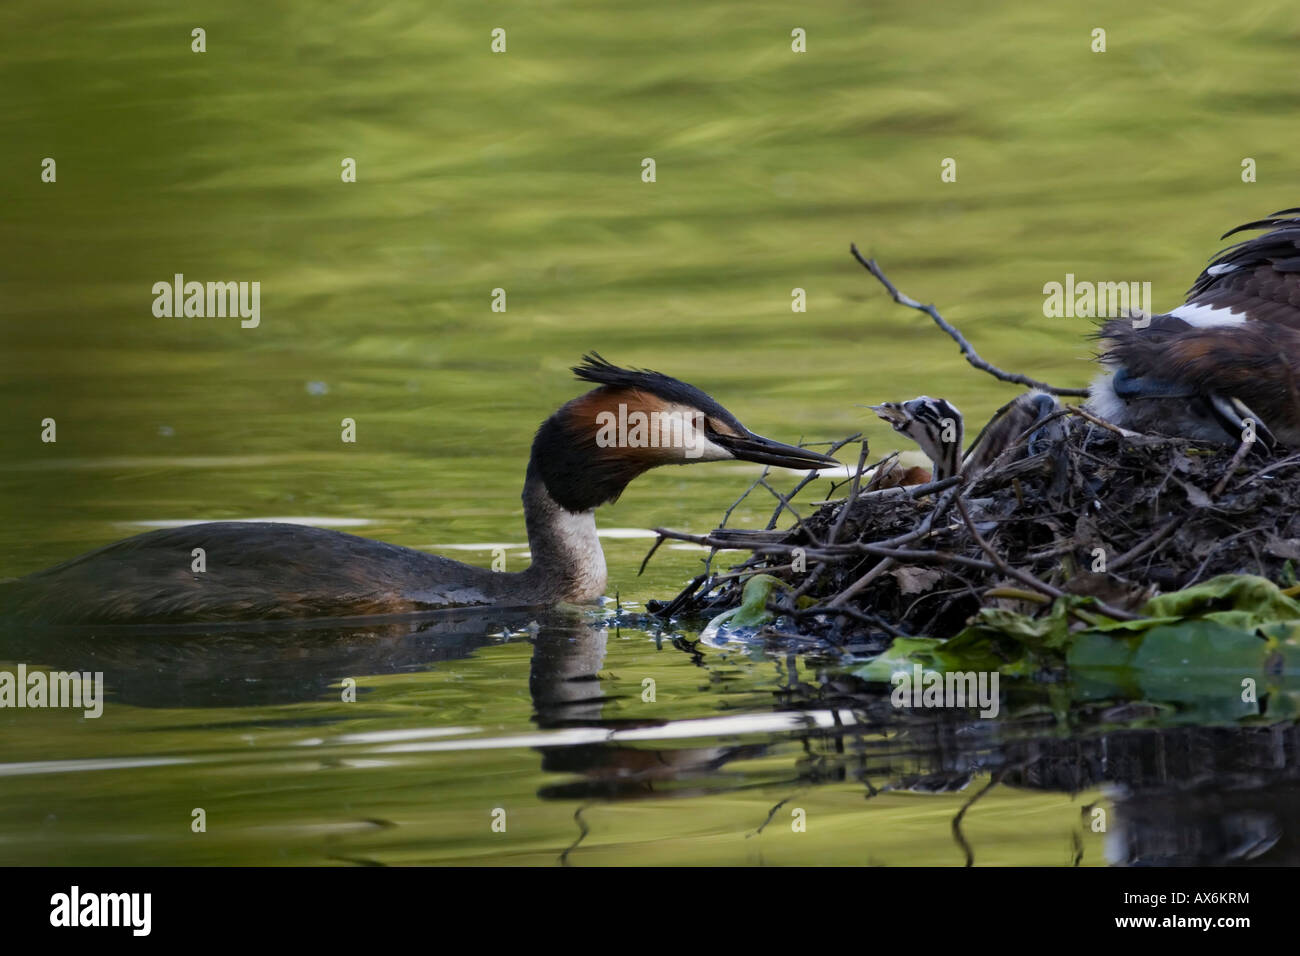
top-left (874, 208), bottom-right (1300, 472)
top-left (1091, 207), bottom-right (1300, 446)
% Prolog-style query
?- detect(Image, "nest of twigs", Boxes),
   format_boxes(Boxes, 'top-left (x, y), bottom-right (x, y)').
top-left (647, 421), bottom-right (1300, 644)
top-left (644, 251), bottom-right (1300, 646)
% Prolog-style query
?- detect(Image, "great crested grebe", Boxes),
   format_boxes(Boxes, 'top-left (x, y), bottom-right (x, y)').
top-left (2, 355), bottom-right (837, 625)
top-left (1090, 207), bottom-right (1300, 445)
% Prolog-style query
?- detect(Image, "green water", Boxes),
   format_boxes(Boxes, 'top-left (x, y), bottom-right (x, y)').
top-left (1, 0), bottom-right (1298, 865)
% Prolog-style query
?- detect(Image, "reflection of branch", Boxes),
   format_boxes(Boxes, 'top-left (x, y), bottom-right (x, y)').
top-left (951, 770), bottom-right (1002, 867)
top-left (559, 804), bottom-right (590, 866)
top-left (850, 244), bottom-right (1090, 397)
top-left (749, 796), bottom-right (792, 837)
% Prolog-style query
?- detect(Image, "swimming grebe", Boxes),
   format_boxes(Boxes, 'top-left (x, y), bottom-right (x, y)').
top-left (1090, 208), bottom-right (1300, 445)
top-left (2, 354), bottom-right (837, 625)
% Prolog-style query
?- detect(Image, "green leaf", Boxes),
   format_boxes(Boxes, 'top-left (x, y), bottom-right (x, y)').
top-left (1141, 574), bottom-right (1300, 624)
top-left (844, 573), bottom-right (1300, 723)
top-left (1068, 620), bottom-right (1271, 721)
top-left (700, 573), bottom-right (789, 644)
top-left (851, 637), bottom-right (946, 682)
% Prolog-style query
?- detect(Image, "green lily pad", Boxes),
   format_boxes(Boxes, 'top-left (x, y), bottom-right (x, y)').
top-left (848, 573), bottom-right (1300, 724)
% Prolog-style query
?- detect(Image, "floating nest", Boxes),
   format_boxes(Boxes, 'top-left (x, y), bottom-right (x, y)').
top-left (648, 419), bottom-right (1300, 646)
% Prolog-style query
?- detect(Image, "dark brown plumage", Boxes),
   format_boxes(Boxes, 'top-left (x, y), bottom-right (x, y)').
top-left (1092, 209), bottom-right (1300, 445)
top-left (1188, 208), bottom-right (1300, 321)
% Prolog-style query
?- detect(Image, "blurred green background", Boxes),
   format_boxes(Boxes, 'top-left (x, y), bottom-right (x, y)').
top-left (4, 0), bottom-right (1297, 588)
top-left (0, 0), bottom-right (1296, 865)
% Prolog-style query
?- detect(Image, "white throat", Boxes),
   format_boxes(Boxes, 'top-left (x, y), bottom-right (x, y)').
top-left (521, 478), bottom-right (607, 603)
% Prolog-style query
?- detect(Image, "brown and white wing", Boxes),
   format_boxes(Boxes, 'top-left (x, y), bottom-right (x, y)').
top-left (1173, 208), bottom-right (1300, 329)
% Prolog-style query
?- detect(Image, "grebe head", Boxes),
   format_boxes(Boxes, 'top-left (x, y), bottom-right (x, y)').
top-left (871, 392), bottom-right (1065, 482)
top-left (870, 396), bottom-right (964, 481)
top-left (529, 353), bottom-right (838, 512)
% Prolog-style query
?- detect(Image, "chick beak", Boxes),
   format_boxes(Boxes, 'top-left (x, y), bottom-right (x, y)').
top-left (867, 403), bottom-right (909, 431)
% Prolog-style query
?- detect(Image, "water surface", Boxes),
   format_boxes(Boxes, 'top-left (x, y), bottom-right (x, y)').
top-left (2, 0), bottom-right (1299, 865)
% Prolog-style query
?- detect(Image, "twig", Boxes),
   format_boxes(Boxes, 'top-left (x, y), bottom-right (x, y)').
top-left (1107, 517), bottom-right (1180, 573)
top-left (707, 467), bottom-right (772, 577)
top-left (826, 484), bottom-right (963, 608)
top-left (955, 496), bottom-right (1064, 602)
top-left (1211, 437), bottom-right (1256, 498)
top-left (828, 441), bottom-right (872, 545)
top-left (636, 535), bottom-right (665, 576)
top-left (955, 496), bottom-right (1137, 620)
top-left (1234, 451), bottom-right (1300, 490)
top-left (765, 433), bottom-right (863, 529)
top-left (759, 479), bottom-right (823, 547)
top-left (1184, 526), bottom-right (1265, 587)
top-left (827, 450), bottom-right (894, 497)
top-left (850, 245), bottom-right (1089, 397)
top-left (793, 602), bottom-right (905, 638)
top-left (983, 587), bottom-right (1051, 604)
top-left (1064, 404), bottom-right (1141, 438)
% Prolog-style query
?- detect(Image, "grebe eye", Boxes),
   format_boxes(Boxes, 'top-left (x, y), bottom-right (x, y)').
top-left (704, 417), bottom-right (741, 439)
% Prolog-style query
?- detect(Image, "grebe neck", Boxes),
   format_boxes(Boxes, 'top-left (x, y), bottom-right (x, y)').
top-left (518, 470), bottom-right (607, 604)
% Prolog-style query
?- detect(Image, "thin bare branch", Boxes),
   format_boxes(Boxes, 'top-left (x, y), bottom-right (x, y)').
top-left (850, 245), bottom-right (1090, 397)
